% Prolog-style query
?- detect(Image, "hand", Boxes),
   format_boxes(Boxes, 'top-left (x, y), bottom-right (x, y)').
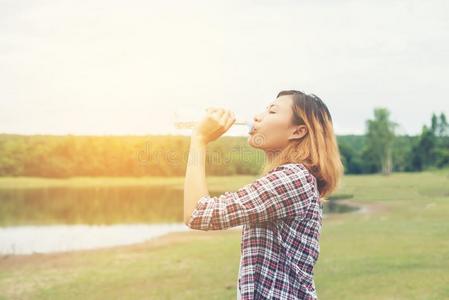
top-left (192, 107), bottom-right (236, 145)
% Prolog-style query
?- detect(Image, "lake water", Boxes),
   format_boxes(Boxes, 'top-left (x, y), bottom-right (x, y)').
top-left (0, 186), bottom-right (356, 255)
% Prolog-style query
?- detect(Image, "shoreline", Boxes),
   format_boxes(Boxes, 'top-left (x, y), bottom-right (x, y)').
top-left (333, 198), bottom-right (390, 215)
top-left (0, 228), bottom-right (241, 270)
top-left (0, 199), bottom-right (387, 261)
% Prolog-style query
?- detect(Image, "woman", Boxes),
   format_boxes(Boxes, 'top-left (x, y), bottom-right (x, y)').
top-left (183, 90), bottom-right (344, 300)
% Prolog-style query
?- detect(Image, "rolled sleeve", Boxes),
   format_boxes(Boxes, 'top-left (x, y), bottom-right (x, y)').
top-left (186, 164), bottom-right (317, 231)
top-left (185, 195), bottom-right (216, 231)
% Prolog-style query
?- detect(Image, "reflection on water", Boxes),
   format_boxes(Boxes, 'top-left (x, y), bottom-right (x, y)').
top-left (0, 186), bottom-right (184, 226)
top-left (0, 185), bottom-right (357, 255)
top-left (323, 193), bottom-right (358, 215)
top-left (323, 201), bottom-right (359, 215)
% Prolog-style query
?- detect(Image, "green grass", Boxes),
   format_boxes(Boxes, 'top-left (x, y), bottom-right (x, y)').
top-left (1, 168), bottom-right (449, 299)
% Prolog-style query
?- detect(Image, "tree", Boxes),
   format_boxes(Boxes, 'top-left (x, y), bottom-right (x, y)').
top-left (409, 112), bottom-right (449, 170)
top-left (410, 125), bottom-right (437, 170)
top-left (435, 112), bottom-right (449, 167)
top-left (363, 108), bottom-right (398, 175)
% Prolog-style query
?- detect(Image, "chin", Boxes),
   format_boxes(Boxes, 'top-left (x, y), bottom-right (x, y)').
top-left (247, 138), bottom-right (258, 149)
top-left (247, 133), bottom-right (265, 149)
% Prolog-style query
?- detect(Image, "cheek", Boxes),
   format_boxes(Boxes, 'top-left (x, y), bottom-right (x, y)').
top-left (265, 132), bottom-right (288, 148)
top-left (266, 116), bottom-right (288, 129)
top-left (265, 118), bottom-right (290, 135)
top-left (260, 120), bottom-right (290, 147)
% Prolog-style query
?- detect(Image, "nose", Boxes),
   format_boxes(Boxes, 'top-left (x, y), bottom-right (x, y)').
top-left (253, 113), bottom-right (262, 123)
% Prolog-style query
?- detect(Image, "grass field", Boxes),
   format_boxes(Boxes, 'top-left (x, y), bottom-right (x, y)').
top-left (1, 168), bottom-right (448, 299)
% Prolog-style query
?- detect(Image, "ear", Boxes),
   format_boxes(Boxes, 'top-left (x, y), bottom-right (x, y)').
top-left (288, 125), bottom-right (307, 141)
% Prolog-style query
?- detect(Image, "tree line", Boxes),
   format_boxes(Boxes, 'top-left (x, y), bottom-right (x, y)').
top-left (0, 110), bottom-right (447, 177)
top-left (339, 110), bottom-right (448, 174)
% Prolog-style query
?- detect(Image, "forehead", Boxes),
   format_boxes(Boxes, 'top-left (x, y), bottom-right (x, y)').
top-left (268, 95), bottom-right (292, 109)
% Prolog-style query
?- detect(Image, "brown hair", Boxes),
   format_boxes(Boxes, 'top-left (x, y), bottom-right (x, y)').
top-left (259, 90), bottom-right (344, 203)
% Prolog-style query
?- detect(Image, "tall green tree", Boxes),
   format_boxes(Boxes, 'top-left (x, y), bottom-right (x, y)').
top-left (434, 112), bottom-right (449, 167)
top-left (410, 125), bottom-right (437, 170)
top-left (362, 108), bottom-right (398, 175)
top-left (410, 112), bottom-right (449, 170)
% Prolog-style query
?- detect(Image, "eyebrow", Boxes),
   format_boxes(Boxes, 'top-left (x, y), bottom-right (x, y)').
top-left (266, 104), bottom-right (279, 109)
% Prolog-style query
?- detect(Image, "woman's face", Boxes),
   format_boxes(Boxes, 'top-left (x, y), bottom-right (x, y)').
top-left (248, 95), bottom-right (307, 151)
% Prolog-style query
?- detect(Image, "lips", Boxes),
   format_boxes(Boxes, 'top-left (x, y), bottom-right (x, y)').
top-left (249, 126), bottom-right (257, 134)
top-left (248, 122), bottom-right (259, 134)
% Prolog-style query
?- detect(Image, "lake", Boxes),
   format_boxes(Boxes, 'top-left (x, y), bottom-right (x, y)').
top-left (0, 186), bottom-right (357, 255)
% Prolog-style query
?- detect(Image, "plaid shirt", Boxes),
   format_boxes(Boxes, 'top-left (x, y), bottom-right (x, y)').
top-left (186, 163), bottom-right (323, 300)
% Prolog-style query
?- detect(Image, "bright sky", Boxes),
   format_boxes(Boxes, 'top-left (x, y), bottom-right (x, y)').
top-left (1, 0), bottom-right (448, 137)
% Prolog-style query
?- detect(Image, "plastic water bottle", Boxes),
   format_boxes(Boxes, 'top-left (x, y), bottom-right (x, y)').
top-left (172, 108), bottom-right (254, 134)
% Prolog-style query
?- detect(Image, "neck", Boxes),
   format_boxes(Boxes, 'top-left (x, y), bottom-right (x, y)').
top-left (265, 148), bottom-right (284, 165)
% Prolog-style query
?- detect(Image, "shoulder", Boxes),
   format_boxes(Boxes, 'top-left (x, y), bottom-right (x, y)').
top-left (269, 162), bottom-right (311, 176)
top-left (269, 163), bottom-right (317, 186)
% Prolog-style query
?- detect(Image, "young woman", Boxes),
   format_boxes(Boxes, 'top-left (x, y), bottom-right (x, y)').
top-left (183, 90), bottom-right (344, 300)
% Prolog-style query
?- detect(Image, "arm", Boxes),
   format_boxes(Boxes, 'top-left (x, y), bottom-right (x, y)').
top-left (183, 107), bottom-right (236, 225)
top-left (183, 136), bottom-right (209, 224)
top-left (185, 163), bottom-right (317, 231)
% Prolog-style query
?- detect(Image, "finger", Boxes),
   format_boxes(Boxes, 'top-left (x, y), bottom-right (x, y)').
top-left (206, 107), bottom-right (220, 113)
top-left (206, 107), bottom-right (219, 121)
top-left (211, 108), bottom-right (225, 121)
top-left (224, 111), bottom-right (236, 129)
top-left (219, 110), bottom-right (231, 125)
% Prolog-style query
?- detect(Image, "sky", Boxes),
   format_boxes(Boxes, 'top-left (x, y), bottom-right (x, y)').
top-left (0, 0), bottom-right (448, 137)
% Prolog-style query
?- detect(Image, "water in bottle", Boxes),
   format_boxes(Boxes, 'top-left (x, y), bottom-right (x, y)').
top-left (172, 108), bottom-right (254, 134)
